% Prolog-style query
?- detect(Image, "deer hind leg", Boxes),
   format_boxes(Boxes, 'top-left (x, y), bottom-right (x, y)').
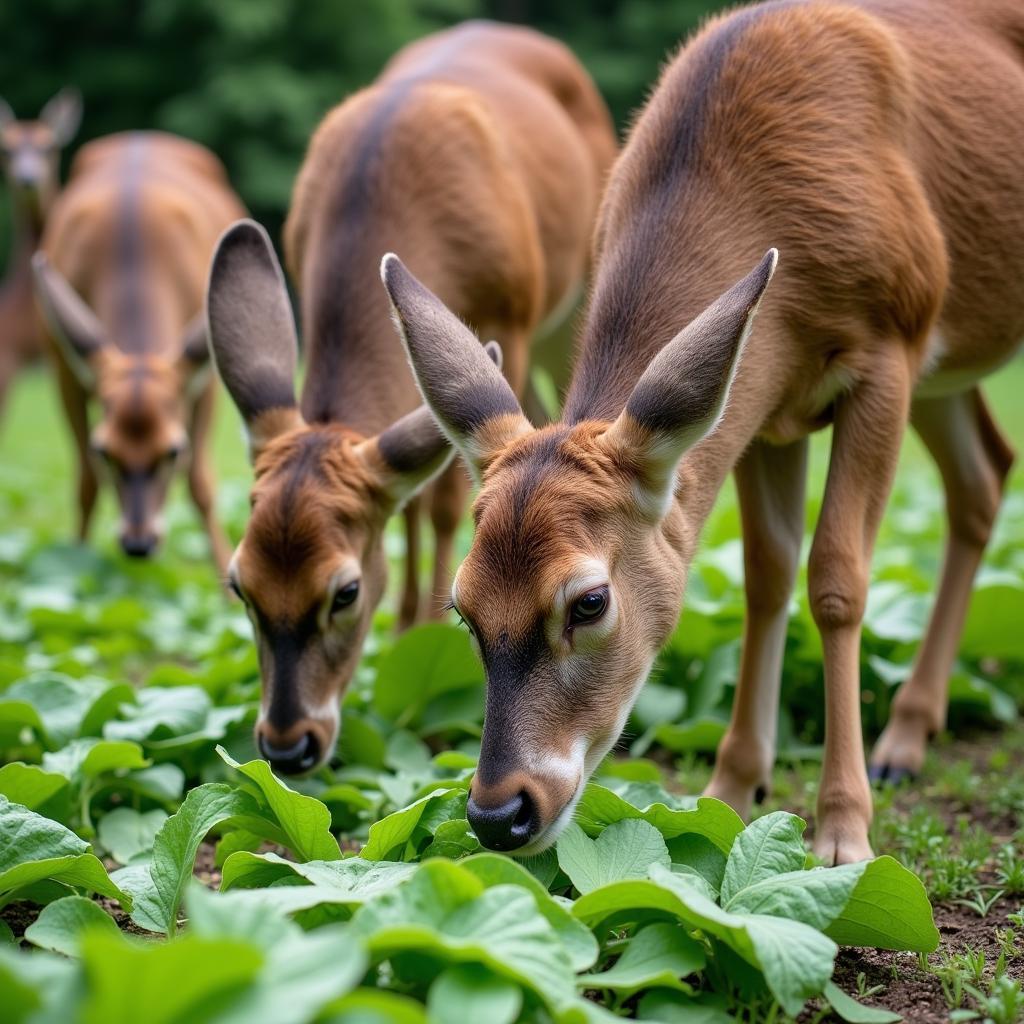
top-left (870, 387), bottom-right (1014, 782)
top-left (187, 387), bottom-right (232, 575)
top-left (808, 347), bottom-right (913, 864)
top-left (398, 497), bottom-right (422, 630)
top-left (705, 436), bottom-right (808, 818)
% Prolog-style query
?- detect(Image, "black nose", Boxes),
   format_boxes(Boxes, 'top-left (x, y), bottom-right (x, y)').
top-left (467, 791), bottom-right (538, 851)
top-left (120, 534), bottom-right (157, 558)
top-left (258, 732), bottom-right (319, 775)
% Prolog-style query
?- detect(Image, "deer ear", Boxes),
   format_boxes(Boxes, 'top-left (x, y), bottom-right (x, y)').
top-left (603, 249), bottom-right (778, 519)
top-left (206, 219), bottom-right (303, 460)
top-left (40, 88), bottom-right (82, 147)
top-left (32, 252), bottom-right (108, 389)
top-left (380, 254), bottom-right (531, 482)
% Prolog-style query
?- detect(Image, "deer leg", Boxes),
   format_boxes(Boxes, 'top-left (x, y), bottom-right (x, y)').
top-left (428, 463), bottom-right (468, 618)
top-left (870, 388), bottom-right (1014, 781)
top-left (398, 497), bottom-right (422, 630)
top-left (808, 348), bottom-right (912, 864)
top-left (54, 359), bottom-right (97, 541)
top-left (187, 387), bottom-right (232, 575)
top-left (705, 436), bottom-right (808, 817)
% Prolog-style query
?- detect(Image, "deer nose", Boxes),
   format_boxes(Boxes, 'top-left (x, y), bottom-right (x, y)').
top-left (467, 790), bottom-right (538, 851)
top-left (258, 731), bottom-right (319, 775)
top-left (120, 533), bottom-right (158, 558)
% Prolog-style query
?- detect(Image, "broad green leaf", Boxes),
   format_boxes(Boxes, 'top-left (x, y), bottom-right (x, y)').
top-left (0, 796), bottom-right (129, 906)
top-left (575, 785), bottom-right (743, 854)
top-left (373, 623), bottom-right (482, 727)
top-left (43, 738), bottom-right (149, 780)
top-left (719, 812), bottom-right (807, 905)
top-left (78, 930), bottom-right (263, 1024)
top-left (217, 747), bottom-right (340, 861)
top-left (556, 819), bottom-right (670, 895)
top-left (0, 944), bottom-right (79, 1024)
top-left (428, 964), bottom-right (522, 1024)
top-left (122, 763), bottom-right (185, 803)
top-left (460, 852), bottom-right (599, 971)
top-left (824, 981), bottom-right (902, 1023)
top-left (0, 763), bottom-right (68, 810)
top-left (186, 885), bottom-right (367, 1024)
top-left (636, 990), bottom-right (733, 1023)
top-left (576, 922), bottom-right (705, 995)
top-left (0, 920), bottom-right (13, 943)
top-left (961, 579), bottom-right (1024, 660)
top-left (112, 783), bottom-right (265, 933)
top-left (324, 988), bottom-right (428, 1024)
top-left (103, 685), bottom-right (209, 742)
top-left (420, 817), bottom-right (481, 860)
top-left (823, 856), bottom-right (939, 952)
top-left (360, 787), bottom-right (464, 861)
top-left (1, 673), bottom-right (133, 749)
top-left (23, 894), bottom-right (119, 956)
top-left (353, 859), bottom-right (575, 1009)
top-left (652, 718), bottom-right (728, 754)
top-left (97, 807), bottom-right (168, 866)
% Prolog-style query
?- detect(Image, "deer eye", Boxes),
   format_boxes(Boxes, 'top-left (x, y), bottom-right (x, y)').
top-left (331, 580), bottom-right (360, 613)
top-left (569, 586), bottom-right (609, 626)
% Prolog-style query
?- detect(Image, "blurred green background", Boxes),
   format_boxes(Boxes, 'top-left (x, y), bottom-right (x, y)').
top-left (0, 0), bottom-right (729, 259)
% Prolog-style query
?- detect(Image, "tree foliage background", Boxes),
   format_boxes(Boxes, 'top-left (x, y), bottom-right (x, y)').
top-left (0, 0), bottom-right (728, 260)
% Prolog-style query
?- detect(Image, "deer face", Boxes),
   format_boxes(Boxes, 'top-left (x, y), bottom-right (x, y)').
top-left (32, 255), bottom-right (210, 558)
top-left (206, 221), bottom-right (458, 774)
top-left (380, 249), bottom-right (777, 852)
top-left (0, 89), bottom-right (81, 210)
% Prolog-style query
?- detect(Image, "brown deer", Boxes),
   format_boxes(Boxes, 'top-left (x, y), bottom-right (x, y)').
top-left (34, 132), bottom-right (245, 568)
top-left (205, 22), bottom-right (616, 775)
top-left (381, 0), bottom-right (1023, 862)
top-left (0, 89), bottom-right (81, 414)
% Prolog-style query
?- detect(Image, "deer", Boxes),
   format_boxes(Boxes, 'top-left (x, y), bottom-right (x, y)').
top-left (0, 88), bottom-right (81, 414)
top-left (33, 132), bottom-right (245, 569)
top-left (204, 21), bottom-right (616, 775)
top-left (380, 0), bottom-right (1024, 863)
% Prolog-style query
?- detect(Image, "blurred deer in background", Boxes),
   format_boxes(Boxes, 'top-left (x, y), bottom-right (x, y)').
top-left (206, 21), bottom-right (616, 775)
top-left (34, 132), bottom-right (245, 567)
top-left (382, 0), bottom-right (1023, 863)
top-left (0, 88), bottom-right (81, 415)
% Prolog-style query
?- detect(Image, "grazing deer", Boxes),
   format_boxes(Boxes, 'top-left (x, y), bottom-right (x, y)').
top-left (0, 89), bottom-right (81, 414)
top-left (34, 132), bottom-right (245, 568)
top-left (205, 22), bottom-right (616, 775)
top-left (382, 0), bottom-right (1024, 862)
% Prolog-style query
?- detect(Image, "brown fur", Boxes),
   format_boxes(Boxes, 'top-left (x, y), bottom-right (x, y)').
top-left (390, 1), bottom-right (1024, 862)
top-left (39, 131), bottom-right (245, 566)
top-left (0, 90), bottom-right (81, 414)
top-left (214, 23), bottom-right (616, 768)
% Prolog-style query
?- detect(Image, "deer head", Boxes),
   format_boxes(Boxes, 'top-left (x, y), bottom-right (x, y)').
top-left (205, 220), bottom-right (476, 774)
top-left (0, 88), bottom-right (81, 219)
top-left (381, 249), bottom-right (777, 852)
top-left (32, 253), bottom-right (208, 557)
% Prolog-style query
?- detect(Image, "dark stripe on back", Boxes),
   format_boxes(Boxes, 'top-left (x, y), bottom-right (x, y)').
top-left (113, 137), bottom-right (150, 355)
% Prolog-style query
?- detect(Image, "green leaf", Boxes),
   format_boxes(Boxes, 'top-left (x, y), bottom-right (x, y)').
top-left (460, 852), bottom-right (599, 972)
top-left (111, 783), bottom-right (264, 933)
top-left (0, 796), bottom-right (129, 907)
top-left (719, 811), bottom-right (807, 905)
top-left (0, 944), bottom-right (79, 1024)
top-left (217, 747), bottom-right (340, 861)
top-left (652, 718), bottom-right (728, 754)
top-left (0, 763), bottom-right (68, 810)
top-left (428, 964), bottom-right (522, 1024)
top-left (43, 737), bottom-right (149, 780)
top-left (824, 981), bottom-right (903, 1023)
top-left (97, 807), bottom-right (168, 866)
top-left (78, 929), bottom-right (264, 1024)
top-left (186, 884), bottom-right (367, 1024)
top-left (823, 856), bottom-right (939, 952)
top-left (575, 785), bottom-right (743, 854)
top-left (325, 988), bottom-right (428, 1024)
top-left (103, 685), bottom-right (209, 742)
top-left (556, 819), bottom-right (670, 894)
top-left (577, 922), bottom-right (705, 995)
top-left (23, 894), bottom-right (119, 956)
top-left (360, 787), bottom-right (464, 861)
top-left (373, 623), bottom-right (483, 727)
top-left (352, 859), bottom-right (575, 1009)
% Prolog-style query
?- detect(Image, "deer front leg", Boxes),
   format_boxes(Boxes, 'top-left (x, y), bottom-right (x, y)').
top-left (187, 388), bottom-right (231, 575)
top-left (871, 388), bottom-right (1014, 781)
top-left (53, 358), bottom-right (97, 540)
top-left (705, 436), bottom-right (808, 817)
top-left (808, 351), bottom-right (912, 864)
